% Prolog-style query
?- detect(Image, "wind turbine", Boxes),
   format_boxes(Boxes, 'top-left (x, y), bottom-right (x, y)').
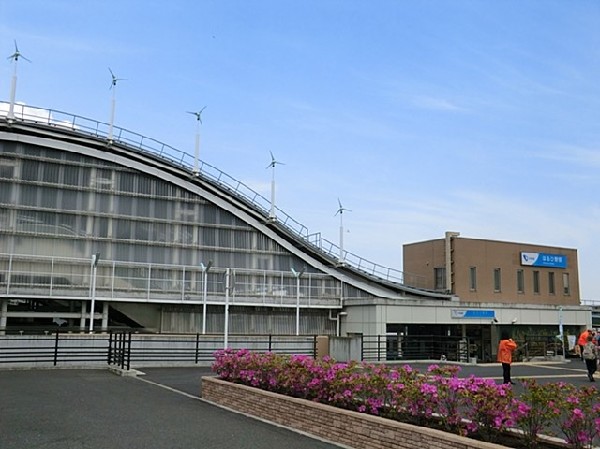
top-left (187, 107), bottom-right (207, 175)
top-left (107, 68), bottom-right (125, 143)
top-left (335, 198), bottom-right (351, 264)
top-left (6, 40), bottom-right (31, 121)
top-left (266, 151), bottom-right (285, 220)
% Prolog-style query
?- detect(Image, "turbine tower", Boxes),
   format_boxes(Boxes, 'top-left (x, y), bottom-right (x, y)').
top-left (335, 198), bottom-right (351, 264)
top-left (187, 107), bottom-right (207, 175)
top-left (107, 68), bottom-right (124, 143)
top-left (266, 151), bottom-right (284, 220)
top-left (6, 40), bottom-right (31, 121)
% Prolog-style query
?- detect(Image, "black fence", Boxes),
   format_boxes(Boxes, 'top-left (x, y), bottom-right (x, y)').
top-left (0, 330), bottom-right (108, 366)
top-left (361, 334), bottom-right (472, 363)
top-left (517, 335), bottom-right (566, 360)
top-left (0, 329), bottom-right (569, 368)
top-left (108, 331), bottom-right (132, 370)
top-left (0, 328), bottom-right (318, 368)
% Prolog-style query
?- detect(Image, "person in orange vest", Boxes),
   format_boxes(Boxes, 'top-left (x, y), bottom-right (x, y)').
top-left (578, 329), bottom-right (593, 361)
top-left (497, 332), bottom-right (518, 384)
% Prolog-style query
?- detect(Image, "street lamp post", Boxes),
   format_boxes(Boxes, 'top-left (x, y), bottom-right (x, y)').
top-left (89, 253), bottom-right (100, 333)
top-left (291, 267), bottom-right (305, 336)
top-left (201, 260), bottom-right (213, 335)
top-left (224, 268), bottom-right (231, 348)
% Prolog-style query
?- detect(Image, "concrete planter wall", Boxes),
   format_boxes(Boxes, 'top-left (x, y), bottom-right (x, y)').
top-left (202, 376), bottom-right (518, 449)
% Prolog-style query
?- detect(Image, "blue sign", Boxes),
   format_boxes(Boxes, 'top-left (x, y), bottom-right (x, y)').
top-left (451, 309), bottom-right (495, 319)
top-left (520, 252), bottom-right (567, 268)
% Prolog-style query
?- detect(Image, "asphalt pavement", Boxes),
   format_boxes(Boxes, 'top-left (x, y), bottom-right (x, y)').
top-left (0, 360), bottom-right (594, 449)
top-left (0, 367), bottom-right (342, 449)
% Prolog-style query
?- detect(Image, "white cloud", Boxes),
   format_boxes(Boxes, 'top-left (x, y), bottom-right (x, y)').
top-left (411, 96), bottom-right (467, 112)
top-left (530, 144), bottom-right (600, 168)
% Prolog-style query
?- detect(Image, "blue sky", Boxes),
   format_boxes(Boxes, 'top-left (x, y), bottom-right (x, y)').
top-left (2, 1), bottom-right (600, 299)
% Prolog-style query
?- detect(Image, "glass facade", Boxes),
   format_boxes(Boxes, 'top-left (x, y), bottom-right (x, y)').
top-left (0, 140), bottom-right (370, 305)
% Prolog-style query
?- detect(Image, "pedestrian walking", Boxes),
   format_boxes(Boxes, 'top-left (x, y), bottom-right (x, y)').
top-left (582, 334), bottom-right (598, 382)
top-left (578, 329), bottom-right (592, 361)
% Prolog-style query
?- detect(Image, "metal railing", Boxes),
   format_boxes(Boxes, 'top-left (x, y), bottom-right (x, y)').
top-left (0, 252), bottom-right (349, 306)
top-left (361, 335), bottom-right (472, 363)
top-left (517, 335), bottom-right (566, 360)
top-left (1, 102), bottom-right (423, 287)
top-left (0, 328), bottom-right (318, 368)
top-left (0, 329), bottom-right (108, 366)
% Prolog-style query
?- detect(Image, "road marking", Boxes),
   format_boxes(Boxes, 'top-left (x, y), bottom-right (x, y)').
top-left (135, 376), bottom-right (201, 400)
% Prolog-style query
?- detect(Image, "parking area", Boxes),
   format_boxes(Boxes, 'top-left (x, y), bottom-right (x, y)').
top-left (0, 368), bottom-right (341, 449)
top-left (0, 360), bottom-right (594, 449)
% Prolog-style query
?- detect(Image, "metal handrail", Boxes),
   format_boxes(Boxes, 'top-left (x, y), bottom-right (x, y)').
top-left (0, 102), bottom-right (414, 286)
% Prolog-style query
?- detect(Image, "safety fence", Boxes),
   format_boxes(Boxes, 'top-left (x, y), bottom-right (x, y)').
top-left (0, 329), bottom-right (317, 369)
top-left (0, 329), bottom-right (563, 369)
top-left (361, 334), bottom-right (473, 363)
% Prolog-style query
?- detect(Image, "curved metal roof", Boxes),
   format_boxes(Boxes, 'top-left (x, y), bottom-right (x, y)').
top-left (0, 103), bottom-right (450, 301)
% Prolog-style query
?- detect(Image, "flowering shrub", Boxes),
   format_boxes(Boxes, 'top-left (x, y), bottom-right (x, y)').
top-left (513, 379), bottom-right (563, 448)
top-left (554, 384), bottom-right (600, 449)
top-left (458, 376), bottom-right (515, 441)
top-left (212, 349), bottom-right (599, 449)
top-left (424, 364), bottom-right (466, 434)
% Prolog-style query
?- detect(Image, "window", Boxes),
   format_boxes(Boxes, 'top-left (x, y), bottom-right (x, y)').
top-left (434, 267), bottom-right (446, 290)
top-left (533, 271), bottom-right (540, 294)
top-left (493, 268), bottom-right (502, 292)
top-left (517, 269), bottom-right (524, 293)
top-left (469, 267), bottom-right (477, 291)
top-left (563, 273), bottom-right (570, 295)
top-left (548, 272), bottom-right (555, 295)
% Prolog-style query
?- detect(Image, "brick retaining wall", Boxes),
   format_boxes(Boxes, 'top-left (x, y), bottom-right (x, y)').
top-left (201, 376), bottom-right (514, 449)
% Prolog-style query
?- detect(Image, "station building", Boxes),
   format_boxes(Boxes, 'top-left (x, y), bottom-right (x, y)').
top-left (0, 104), bottom-right (591, 361)
top-left (391, 233), bottom-right (586, 360)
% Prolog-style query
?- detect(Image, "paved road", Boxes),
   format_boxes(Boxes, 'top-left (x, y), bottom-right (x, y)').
top-left (401, 359), bottom-right (596, 386)
top-left (0, 360), bottom-right (594, 449)
top-left (0, 368), bottom-right (341, 449)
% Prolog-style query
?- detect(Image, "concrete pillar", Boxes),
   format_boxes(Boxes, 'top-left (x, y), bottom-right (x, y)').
top-left (444, 231), bottom-right (460, 293)
top-left (315, 336), bottom-right (330, 361)
top-left (0, 299), bottom-right (7, 335)
top-left (490, 324), bottom-right (499, 360)
top-left (101, 302), bottom-right (109, 332)
top-left (80, 301), bottom-right (87, 330)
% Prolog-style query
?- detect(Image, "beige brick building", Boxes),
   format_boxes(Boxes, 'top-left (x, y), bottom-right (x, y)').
top-left (403, 232), bottom-right (580, 306)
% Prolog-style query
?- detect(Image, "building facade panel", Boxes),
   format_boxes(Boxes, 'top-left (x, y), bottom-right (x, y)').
top-left (404, 235), bottom-right (580, 306)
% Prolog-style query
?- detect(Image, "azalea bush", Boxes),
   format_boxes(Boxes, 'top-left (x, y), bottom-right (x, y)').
top-left (212, 349), bottom-right (600, 449)
top-left (513, 379), bottom-right (564, 448)
top-left (554, 384), bottom-right (600, 449)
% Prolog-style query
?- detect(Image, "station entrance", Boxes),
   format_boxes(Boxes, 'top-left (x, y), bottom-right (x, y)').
top-left (385, 323), bottom-right (494, 363)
